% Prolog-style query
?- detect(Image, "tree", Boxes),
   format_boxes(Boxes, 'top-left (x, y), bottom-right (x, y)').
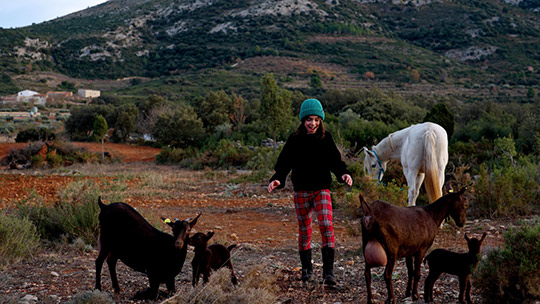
top-left (423, 103), bottom-right (455, 140)
top-left (112, 104), bottom-right (139, 142)
top-left (135, 95), bottom-right (171, 136)
top-left (198, 90), bottom-right (232, 132)
top-left (93, 115), bottom-right (109, 161)
top-left (310, 72), bottom-right (322, 89)
top-left (259, 73), bottom-right (293, 144)
top-left (527, 87), bottom-right (536, 99)
top-left (65, 105), bottom-right (114, 141)
top-left (151, 105), bottom-right (205, 148)
top-left (230, 95), bottom-right (248, 131)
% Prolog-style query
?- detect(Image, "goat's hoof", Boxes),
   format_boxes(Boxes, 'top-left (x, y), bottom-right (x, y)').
top-left (134, 288), bottom-right (157, 300)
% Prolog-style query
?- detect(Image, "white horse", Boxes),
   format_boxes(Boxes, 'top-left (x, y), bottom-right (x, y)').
top-left (363, 122), bottom-right (448, 206)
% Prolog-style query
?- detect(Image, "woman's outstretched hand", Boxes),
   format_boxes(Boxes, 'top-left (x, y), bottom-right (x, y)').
top-left (342, 174), bottom-right (353, 186)
top-left (268, 180), bottom-right (281, 193)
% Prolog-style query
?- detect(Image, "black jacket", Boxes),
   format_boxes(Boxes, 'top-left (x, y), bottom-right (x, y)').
top-left (270, 131), bottom-right (350, 191)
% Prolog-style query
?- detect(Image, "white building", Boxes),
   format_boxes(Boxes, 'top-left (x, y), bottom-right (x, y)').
top-left (78, 89), bottom-right (101, 98)
top-left (14, 90), bottom-right (47, 105)
top-left (17, 90), bottom-right (39, 97)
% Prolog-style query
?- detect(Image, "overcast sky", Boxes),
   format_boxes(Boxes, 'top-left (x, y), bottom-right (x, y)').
top-left (0, 0), bottom-right (108, 28)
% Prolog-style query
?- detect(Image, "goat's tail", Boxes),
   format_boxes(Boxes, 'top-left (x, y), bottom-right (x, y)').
top-left (98, 196), bottom-right (106, 209)
top-left (227, 244), bottom-right (237, 252)
top-left (423, 130), bottom-right (443, 203)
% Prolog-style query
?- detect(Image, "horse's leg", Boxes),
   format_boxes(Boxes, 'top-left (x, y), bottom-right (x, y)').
top-left (364, 265), bottom-right (374, 304)
top-left (405, 171), bottom-right (423, 206)
top-left (413, 173), bottom-right (425, 205)
top-left (384, 257), bottom-right (397, 304)
top-left (438, 164), bottom-right (446, 195)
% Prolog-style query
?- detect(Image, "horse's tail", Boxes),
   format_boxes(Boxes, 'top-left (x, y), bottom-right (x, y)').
top-left (423, 130), bottom-right (442, 202)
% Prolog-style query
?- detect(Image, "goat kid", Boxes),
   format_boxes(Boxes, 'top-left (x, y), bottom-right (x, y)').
top-left (189, 231), bottom-right (238, 286)
top-left (424, 232), bottom-right (487, 304)
top-left (95, 197), bottom-right (200, 299)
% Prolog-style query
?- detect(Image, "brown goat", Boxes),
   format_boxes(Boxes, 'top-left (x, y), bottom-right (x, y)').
top-left (360, 186), bottom-right (470, 304)
top-left (424, 232), bottom-right (487, 304)
top-left (189, 231), bottom-right (238, 286)
top-left (95, 197), bottom-right (200, 299)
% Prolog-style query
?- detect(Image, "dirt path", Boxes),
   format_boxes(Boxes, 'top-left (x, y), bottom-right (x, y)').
top-left (0, 144), bottom-right (523, 304)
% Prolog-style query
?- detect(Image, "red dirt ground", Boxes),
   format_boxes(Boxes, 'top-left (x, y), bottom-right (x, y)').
top-left (0, 143), bottom-right (527, 304)
top-left (0, 142), bottom-right (161, 164)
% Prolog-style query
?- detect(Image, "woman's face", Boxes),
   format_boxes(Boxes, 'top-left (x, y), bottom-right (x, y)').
top-left (304, 115), bottom-right (321, 134)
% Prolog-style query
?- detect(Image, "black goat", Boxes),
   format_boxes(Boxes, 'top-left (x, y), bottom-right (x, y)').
top-left (95, 197), bottom-right (200, 299)
top-left (424, 232), bottom-right (487, 304)
top-left (189, 231), bottom-right (238, 287)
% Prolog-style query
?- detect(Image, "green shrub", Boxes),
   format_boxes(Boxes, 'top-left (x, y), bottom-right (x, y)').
top-left (156, 147), bottom-right (187, 164)
top-left (1, 141), bottom-right (99, 168)
top-left (0, 142), bottom-right (43, 167)
top-left (473, 162), bottom-right (540, 218)
top-left (30, 155), bottom-right (45, 168)
top-left (0, 213), bottom-right (40, 268)
top-left (15, 127), bottom-right (56, 142)
top-left (74, 151), bottom-right (99, 163)
top-left (473, 219), bottom-right (540, 303)
top-left (15, 180), bottom-right (124, 246)
top-left (46, 152), bottom-right (64, 168)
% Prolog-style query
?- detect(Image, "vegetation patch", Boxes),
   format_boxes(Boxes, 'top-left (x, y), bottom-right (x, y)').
top-left (473, 219), bottom-right (540, 303)
top-left (0, 213), bottom-right (40, 269)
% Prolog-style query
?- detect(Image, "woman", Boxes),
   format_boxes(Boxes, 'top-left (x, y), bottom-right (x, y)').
top-left (268, 98), bottom-right (353, 285)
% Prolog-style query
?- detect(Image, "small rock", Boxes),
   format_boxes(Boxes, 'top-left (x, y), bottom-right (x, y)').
top-left (21, 295), bottom-right (38, 302)
top-left (50, 272), bottom-right (59, 277)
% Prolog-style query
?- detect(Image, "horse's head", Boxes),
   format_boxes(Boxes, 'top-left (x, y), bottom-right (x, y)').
top-left (448, 185), bottom-right (470, 227)
top-left (363, 147), bottom-right (387, 183)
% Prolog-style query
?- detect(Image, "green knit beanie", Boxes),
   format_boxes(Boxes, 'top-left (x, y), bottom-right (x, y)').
top-left (299, 98), bottom-right (325, 121)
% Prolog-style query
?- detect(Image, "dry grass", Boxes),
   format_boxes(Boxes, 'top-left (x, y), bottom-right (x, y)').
top-left (163, 265), bottom-right (278, 304)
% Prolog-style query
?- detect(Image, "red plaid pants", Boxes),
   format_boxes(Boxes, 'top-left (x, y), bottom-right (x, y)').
top-left (294, 189), bottom-right (335, 251)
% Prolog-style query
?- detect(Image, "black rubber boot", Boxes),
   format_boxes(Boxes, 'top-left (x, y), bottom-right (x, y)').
top-left (321, 247), bottom-right (337, 286)
top-left (299, 249), bottom-right (313, 282)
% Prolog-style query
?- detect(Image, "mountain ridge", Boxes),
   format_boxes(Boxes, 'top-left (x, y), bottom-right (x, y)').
top-left (1, 0), bottom-right (539, 96)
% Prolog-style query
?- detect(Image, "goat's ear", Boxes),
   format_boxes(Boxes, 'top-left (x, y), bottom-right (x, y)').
top-left (464, 234), bottom-right (470, 242)
top-left (206, 231), bottom-right (215, 240)
top-left (459, 182), bottom-right (474, 194)
top-left (189, 213), bottom-right (201, 228)
top-left (162, 217), bottom-right (174, 227)
top-left (359, 194), bottom-right (373, 216)
top-left (480, 232), bottom-right (487, 243)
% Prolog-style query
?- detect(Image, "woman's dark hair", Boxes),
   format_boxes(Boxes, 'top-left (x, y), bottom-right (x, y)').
top-left (294, 117), bottom-right (325, 139)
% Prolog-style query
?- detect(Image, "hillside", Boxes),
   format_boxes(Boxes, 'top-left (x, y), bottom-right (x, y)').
top-left (1, 0), bottom-right (539, 97)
